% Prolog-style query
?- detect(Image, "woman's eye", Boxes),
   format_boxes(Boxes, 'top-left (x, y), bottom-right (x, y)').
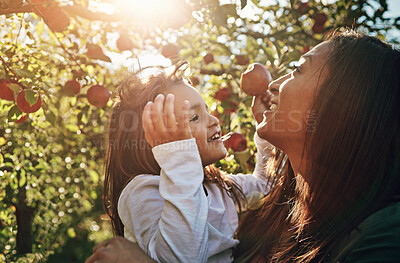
top-left (189, 114), bottom-right (199, 122)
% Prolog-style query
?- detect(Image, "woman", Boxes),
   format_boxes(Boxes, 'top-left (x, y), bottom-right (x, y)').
top-left (86, 31), bottom-right (400, 262)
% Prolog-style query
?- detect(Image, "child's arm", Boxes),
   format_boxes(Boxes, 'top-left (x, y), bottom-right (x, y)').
top-left (118, 139), bottom-right (209, 263)
top-left (121, 94), bottom-right (208, 262)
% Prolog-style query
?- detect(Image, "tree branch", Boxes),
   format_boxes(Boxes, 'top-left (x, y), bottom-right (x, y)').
top-left (0, 4), bottom-right (32, 15)
top-left (62, 4), bottom-right (121, 22)
top-left (0, 3), bottom-right (121, 22)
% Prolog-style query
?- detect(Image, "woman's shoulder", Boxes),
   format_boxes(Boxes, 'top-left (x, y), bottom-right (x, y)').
top-left (331, 202), bottom-right (400, 262)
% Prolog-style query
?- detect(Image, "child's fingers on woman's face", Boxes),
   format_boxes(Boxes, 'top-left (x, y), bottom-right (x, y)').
top-left (178, 100), bottom-right (192, 138)
top-left (151, 94), bottom-right (167, 133)
top-left (164, 94), bottom-right (177, 132)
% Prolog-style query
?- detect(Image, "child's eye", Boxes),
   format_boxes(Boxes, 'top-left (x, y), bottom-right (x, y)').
top-left (189, 114), bottom-right (199, 122)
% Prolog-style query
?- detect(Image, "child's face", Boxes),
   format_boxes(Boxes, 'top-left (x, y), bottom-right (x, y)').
top-left (168, 83), bottom-right (227, 166)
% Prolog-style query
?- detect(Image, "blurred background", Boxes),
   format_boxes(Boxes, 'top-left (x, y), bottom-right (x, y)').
top-left (0, 0), bottom-right (399, 262)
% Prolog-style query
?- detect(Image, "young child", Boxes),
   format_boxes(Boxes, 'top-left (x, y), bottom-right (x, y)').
top-left (103, 64), bottom-right (276, 262)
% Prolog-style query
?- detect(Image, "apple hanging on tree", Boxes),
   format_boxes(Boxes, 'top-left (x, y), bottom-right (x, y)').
top-left (16, 90), bottom-right (42, 113)
top-left (203, 53), bottom-right (214, 64)
top-left (0, 79), bottom-right (15, 101)
top-left (296, 2), bottom-right (310, 15)
top-left (87, 85), bottom-right (110, 107)
top-left (224, 132), bottom-right (247, 152)
top-left (189, 77), bottom-right (200, 86)
top-left (63, 80), bottom-right (81, 96)
top-left (214, 87), bottom-right (232, 101)
top-left (235, 54), bottom-right (250, 66)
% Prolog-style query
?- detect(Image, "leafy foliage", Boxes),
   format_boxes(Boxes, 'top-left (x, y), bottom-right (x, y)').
top-left (0, 0), bottom-right (397, 262)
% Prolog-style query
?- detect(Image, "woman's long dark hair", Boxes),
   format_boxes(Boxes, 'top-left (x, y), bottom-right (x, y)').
top-left (103, 63), bottom-right (244, 236)
top-left (235, 31), bottom-right (400, 262)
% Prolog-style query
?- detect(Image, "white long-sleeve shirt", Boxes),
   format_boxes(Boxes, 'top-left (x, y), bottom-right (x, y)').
top-left (118, 133), bottom-right (274, 263)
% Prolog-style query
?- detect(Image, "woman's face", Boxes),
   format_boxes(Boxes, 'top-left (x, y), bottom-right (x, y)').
top-left (257, 41), bottom-right (330, 154)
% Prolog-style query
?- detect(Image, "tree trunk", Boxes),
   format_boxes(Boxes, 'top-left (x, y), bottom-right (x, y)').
top-left (16, 186), bottom-right (35, 254)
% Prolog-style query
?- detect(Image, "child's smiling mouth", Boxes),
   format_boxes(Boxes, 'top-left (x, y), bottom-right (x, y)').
top-left (207, 131), bottom-right (221, 142)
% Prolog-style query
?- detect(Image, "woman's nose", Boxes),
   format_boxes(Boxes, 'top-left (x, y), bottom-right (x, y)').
top-left (268, 73), bottom-right (289, 93)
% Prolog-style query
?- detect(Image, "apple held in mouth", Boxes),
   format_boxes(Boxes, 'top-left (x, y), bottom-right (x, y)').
top-left (240, 63), bottom-right (272, 96)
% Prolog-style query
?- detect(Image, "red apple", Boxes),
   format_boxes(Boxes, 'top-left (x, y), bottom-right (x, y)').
top-left (214, 87), bottom-right (232, 101)
top-left (203, 53), bottom-right (214, 64)
top-left (297, 2), bottom-right (310, 15)
top-left (314, 12), bottom-right (328, 25)
top-left (15, 115), bottom-right (28, 124)
top-left (224, 132), bottom-right (247, 152)
top-left (87, 85), bottom-right (110, 107)
top-left (16, 90), bottom-right (42, 113)
top-left (302, 46), bottom-right (311, 54)
top-left (161, 43), bottom-right (179, 58)
top-left (0, 79), bottom-right (15, 101)
top-left (117, 33), bottom-right (134, 51)
top-left (312, 23), bottom-right (325, 34)
top-left (240, 63), bottom-right (272, 96)
top-left (63, 80), bottom-right (81, 96)
top-left (189, 77), bottom-right (200, 86)
top-left (235, 54), bottom-right (250, 66)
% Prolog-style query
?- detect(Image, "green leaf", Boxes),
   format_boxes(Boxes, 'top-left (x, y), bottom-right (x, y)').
top-left (18, 169), bottom-right (26, 187)
top-left (45, 110), bottom-right (56, 125)
top-left (241, 0), bottom-right (247, 9)
top-left (11, 67), bottom-right (34, 79)
top-left (25, 89), bottom-right (38, 106)
top-left (65, 124), bottom-right (79, 132)
top-left (88, 170), bottom-right (99, 183)
top-left (9, 83), bottom-right (21, 92)
top-left (7, 105), bottom-right (22, 121)
top-left (67, 228), bottom-right (76, 238)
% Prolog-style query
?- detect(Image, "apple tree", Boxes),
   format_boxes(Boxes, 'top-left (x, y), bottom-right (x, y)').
top-left (0, 0), bottom-right (397, 262)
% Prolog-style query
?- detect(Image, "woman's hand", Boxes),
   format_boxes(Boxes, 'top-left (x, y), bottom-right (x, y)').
top-left (251, 90), bottom-right (273, 124)
top-left (85, 236), bottom-right (155, 263)
top-left (142, 93), bottom-right (192, 147)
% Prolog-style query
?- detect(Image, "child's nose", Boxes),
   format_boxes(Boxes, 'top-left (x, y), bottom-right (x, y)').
top-left (208, 113), bottom-right (219, 127)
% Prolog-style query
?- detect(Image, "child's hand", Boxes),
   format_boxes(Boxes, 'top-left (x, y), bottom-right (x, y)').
top-left (251, 90), bottom-right (273, 124)
top-left (142, 94), bottom-right (192, 147)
